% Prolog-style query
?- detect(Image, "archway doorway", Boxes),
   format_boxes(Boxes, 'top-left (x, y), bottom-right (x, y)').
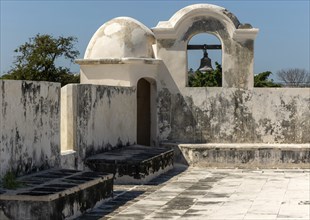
top-left (137, 78), bottom-right (151, 146)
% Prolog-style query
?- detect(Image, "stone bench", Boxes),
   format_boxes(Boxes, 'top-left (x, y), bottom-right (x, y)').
top-left (0, 169), bottom-right (113, 220)
top-left (161, 143), bottom-right (310, 168)
top-left (85, 145), bottom-right (174, 184)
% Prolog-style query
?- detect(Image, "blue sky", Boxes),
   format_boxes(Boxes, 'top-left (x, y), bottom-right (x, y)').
top-left (1, 0), bottom-right (309, 81)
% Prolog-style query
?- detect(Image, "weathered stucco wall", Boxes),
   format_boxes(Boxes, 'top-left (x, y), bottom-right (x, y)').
top-left (75, 4), bottom-right (309, 150)
top-left (152, 4), bottom-right (258, 89)
top-left (77, 59), bottom-right (160, 87)
top-left (0, 80), bottom-right (60, 178)
top-left (158, 87), bottom-right (310, 144)
top-left (61, 84), bottom-right (136, 169)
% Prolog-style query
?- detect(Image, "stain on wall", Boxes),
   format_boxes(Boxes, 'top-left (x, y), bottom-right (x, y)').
top-left (158, 87), bottom-right (310, 144)
top-left (85, 17), bottom-right (155, 59)
top-left (0, 80), bottom-right (60, 178)
top-left (69, 84), bottom-right (137, 169)
top-left (182, 17), bottom-right (227, 42)
top-left (163, 143), bottom-right (310, 168)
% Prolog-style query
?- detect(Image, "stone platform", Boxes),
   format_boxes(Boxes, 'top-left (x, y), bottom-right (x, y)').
top-left (85, 145), bottom-right (174, 184)
top-left (0, 169), bottom-right (113, 220)
top-left (77, 167), bottom-right (310, 220)
top-left (162, 143), bottom-right (310, 168)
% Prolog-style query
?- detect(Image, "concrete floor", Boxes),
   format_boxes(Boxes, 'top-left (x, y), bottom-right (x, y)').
top-left (78, 165), bottom-right (310, 220)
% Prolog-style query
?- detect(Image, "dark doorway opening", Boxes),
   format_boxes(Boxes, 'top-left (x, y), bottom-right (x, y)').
top-left (137, 78), bottom-right (151, 146)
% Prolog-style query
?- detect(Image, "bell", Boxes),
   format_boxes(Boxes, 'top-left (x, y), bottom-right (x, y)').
top-left (198, 49), bottom-right (213, 73)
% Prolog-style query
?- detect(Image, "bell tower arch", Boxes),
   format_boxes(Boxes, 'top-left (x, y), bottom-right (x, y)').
top-left (152, 4), bottom-right (259, 89)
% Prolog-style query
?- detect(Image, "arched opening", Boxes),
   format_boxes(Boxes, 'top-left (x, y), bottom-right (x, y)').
top-left (187, 33), bottom-right (222, 87)
top-left (137, 78), bottom-right (157, 146)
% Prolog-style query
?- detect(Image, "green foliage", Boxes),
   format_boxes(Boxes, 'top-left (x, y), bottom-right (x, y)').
top-left (254, 71), bottom-right (281, 87)
top-left (1, 171), bottom-right (22, 189)
top-left (0, 34), bottom-right (80, 86)
top-left (188, 64), bottom-right (281, 88)
top-left (188, 62), bottom-right (222, 87)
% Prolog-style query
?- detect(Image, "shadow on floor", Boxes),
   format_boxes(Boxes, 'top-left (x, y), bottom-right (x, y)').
top-left (145, 164), bottom-right (188, 185)
top-left (76, 191), bottom-right (145, 220)
top-left (76, 165), bottom-right (188, 220)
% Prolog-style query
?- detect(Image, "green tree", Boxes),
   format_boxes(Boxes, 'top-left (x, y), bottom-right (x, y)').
top-left (254, 71), bottom-right (281, 87)
top-left (189, 64), bottom-right (281, 88)
top-left (0, 34), bottom-right (80, 86)
top-left (188, 62), bottom-right (222, 87)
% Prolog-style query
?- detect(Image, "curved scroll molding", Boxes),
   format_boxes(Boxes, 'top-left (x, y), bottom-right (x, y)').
top-left (152, 4), bottom-right (244, 39)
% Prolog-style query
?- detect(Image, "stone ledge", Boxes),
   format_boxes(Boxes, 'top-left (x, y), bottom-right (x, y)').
top-left (164, 143), bottom-right (310, 149)
top-left (85, 145), bottom-right (174, 184)
top-left (0, 169), bottom-right (113, 219)
top-left (75, 58), bottom-right (161, 65)
top-left (161, 143), bottom-right (310, 168)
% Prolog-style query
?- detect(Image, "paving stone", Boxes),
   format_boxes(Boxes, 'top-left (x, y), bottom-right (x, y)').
top-left (244, 214), bottom-right (278, 219)
top-left (76, 167), bottom-right (310, 220)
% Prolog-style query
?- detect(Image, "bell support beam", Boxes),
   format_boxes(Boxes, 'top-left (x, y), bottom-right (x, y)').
top-left (187, 44), bottom-right (222, 50)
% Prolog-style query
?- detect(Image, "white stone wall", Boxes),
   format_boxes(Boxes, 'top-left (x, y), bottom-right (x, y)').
top-left (158, 87), bottom-right (310, 144)
top-left (61, 84), bottom-right (136, 169)
top-left (74, 4), bottom-right (308, 148)
top-left (77, 58), bottom-right (160, 87)
top-left (0, 80), bottom-right (60, 178)
top-left (152, 4), bottom-right (259, 90)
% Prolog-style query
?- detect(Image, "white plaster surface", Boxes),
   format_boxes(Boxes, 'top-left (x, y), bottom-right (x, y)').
top-left (156, 86), bottom-right (310, 144)
top-left (61, 84), bottom-right (76, 151)
top-left (153, 4), bottom-right (240, 38)
top-left (152, 3), bottom-right (259, 89)
top-left (74, 3), bottom-right (308, 155)
top-left (79, 4), bottom-right (258, 89)
top-left (0, 80), bottom-right (60, 178)
top-left (85, 17), bottom-right (155, 59)
top-left (61, 84), bottom-right (137, 169)
top-left (77, 58), bottom-right (160, 86)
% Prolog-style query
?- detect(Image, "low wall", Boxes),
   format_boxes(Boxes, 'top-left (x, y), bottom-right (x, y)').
top-left (158, 87), bottom-right (310, 144)
top-left (0, 80), bottom-right (60, 178)
top-left (61, 84), bottom-right (136, 169)
top-left (162, 143), bottom-right (310, 168)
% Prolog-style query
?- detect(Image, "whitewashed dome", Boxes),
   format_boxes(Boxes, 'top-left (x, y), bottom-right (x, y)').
top-left (85, 17), bottom-right (155, 59)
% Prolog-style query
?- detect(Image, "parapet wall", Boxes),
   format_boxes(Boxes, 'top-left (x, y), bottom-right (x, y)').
top-left (0, 80), bottom-right (60, 178)
top-left (158, 87), bottom-right (310, 144)
top-left (61, 84), bottom-right (137, 169)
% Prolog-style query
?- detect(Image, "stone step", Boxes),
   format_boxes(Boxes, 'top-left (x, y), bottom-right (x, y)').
top-left (0, 169), bottom-right (113, 220)
top-left (85, 145), bottom-right (174, 184)
top-left (162, 143), bottom-right (310, 168)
